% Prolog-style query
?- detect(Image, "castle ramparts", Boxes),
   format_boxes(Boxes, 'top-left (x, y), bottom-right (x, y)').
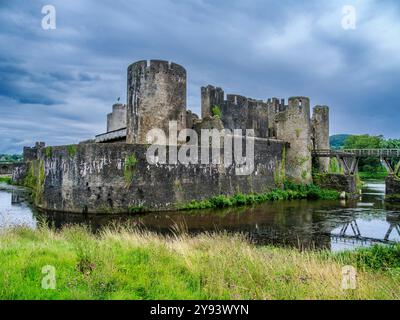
top-left (13, 59), bottom-right (337, 214)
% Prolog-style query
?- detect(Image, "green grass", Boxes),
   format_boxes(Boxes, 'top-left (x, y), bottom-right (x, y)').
top-left (124, 154), bottom-right (138, 185)
top-left (67, 145), bottom-right (77, 157)
top-left (128, 205), bottom-right (146, 214)
top-left (0, 176), bottom-right (12, 184)
top-left (0, 225), bottom-right (399, 300)
top-left (358, 171), bottom-right (389, 180)
top-left (180, 182), bottom-right (339, 210)
top-left (336, 244), bottom-right (400, 272)
top-left (44, 147), bottom-right (52, 158)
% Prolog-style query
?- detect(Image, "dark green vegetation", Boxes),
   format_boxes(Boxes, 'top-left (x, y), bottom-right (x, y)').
top-left (22, 160), bottom-right (45, 206)
top-left (358, 172), bottom-right (388, 180)
top-left (67, 145), bottom-right (77, 157)
top-left (44, 147), bottom-right (53, 158)
top-left (124, 154), bottom-right (138, 185)
top-left (0, 225), bottom-right (398, 300)
top-left (329, 134), bottom-right (350, 150)
top-left (0, 176), bottom-right (12, 184)
top-left (0, 154), bottom-right (22, 163)
top-left (337, 244), bottom-right (400, 272)
top-left (180, 182), bottom-right (339, 210)
top-left (128, 205), bottom-right (146, 213)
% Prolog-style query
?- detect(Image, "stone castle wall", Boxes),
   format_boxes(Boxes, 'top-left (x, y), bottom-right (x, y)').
top-left (201, 85), bottom-right (282, 139)
top-left (24, 140), bottom-right (285, 214)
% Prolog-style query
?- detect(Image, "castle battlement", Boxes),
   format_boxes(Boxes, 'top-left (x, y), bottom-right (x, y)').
top-left (127, 60), bottom-right (187, 144)
top-left (127, 60), bottom-right (186, 78)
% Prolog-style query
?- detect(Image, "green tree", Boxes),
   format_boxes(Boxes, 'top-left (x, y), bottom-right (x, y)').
top-left (343, 135), bottom-right (384, 173)
top-left (381, 139), bottom-right (400, 149)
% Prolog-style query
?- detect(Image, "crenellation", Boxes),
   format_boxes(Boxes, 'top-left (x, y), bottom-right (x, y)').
top-left (126, 59), bottom-right (187, 144)
top-left (14, 59), bottom-right (336, 214)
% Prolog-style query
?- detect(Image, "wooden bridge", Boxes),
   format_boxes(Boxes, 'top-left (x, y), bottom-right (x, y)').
top-left (312, 149), bottom-right (400, 176)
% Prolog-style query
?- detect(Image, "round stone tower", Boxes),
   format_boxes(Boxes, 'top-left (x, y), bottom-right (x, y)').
top-left (126, 60), bottom-right (187, 144)
top-left (107, 103), bottom-right (126, 132)
top-left (312, 106), bottom-right (330, 172)
top-left (276, 97), bottom-right (312, 184)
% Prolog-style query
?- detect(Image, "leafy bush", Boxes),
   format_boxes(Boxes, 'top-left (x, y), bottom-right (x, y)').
top-left (0, 176), bottom-right (12, 184)
top-left (337, 244), bottom-right (400, 271)
top-left (180, 183), bottom-right (339, 210)
top-left (211, 105), bottom-right (222, 118)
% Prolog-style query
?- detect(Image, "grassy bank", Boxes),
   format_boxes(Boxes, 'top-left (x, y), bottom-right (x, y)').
top-left (181, 183), bottom-right (339, 210)
top-left (0, 176), bottom-right (12, 184)
top-left (358, 171), bottom-right (388, 180)
top-left (0, 225), bottom-right (399, 300)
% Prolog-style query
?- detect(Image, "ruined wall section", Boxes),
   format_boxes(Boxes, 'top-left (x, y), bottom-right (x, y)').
top-left (186, 110), bottom-right (199, 129)
top-left (276, 97), bottom-right (312, 184)
top-left (127, 60), bottom-right (187, 144)
top-left (266, 98), bottom-right (286, 137)
top-left (107, 103), bottom-right (126, 132)
top-left (201, 85), bottom-right (274, 138)
top-left (201, 85), bottom-right (224, 119)
top-left (311, 106), bottom-right (330, 172)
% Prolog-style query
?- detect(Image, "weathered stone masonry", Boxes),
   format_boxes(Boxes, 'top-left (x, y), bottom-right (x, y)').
top-left (127, 60), bottom-right (186, 144)
top-left (14, 59), bottom-right (341, 214)
top-left (23, 140), bottom-right (284, 213)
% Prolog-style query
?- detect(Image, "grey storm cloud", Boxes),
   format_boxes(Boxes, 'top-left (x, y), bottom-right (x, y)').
top-left (0, 0), bottom-right (400, 153)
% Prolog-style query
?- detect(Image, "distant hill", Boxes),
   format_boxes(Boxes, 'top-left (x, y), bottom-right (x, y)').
top-left (0, 154), bottom-right (23, 163)
top-left (329, 134), bottom-right (350, 150)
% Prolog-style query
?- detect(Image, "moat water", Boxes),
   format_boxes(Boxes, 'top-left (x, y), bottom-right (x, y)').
top-left (1, 180), bottom-right (399, 251)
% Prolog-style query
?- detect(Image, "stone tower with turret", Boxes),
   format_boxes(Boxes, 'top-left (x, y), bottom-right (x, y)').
top-left (276, 97), bottom-right (313, 184)
top-left (126, 60), bottom-right (187, 144)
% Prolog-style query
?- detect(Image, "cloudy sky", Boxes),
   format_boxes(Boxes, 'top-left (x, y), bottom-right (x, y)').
top-left (0, 0), bottom-right (399, 153)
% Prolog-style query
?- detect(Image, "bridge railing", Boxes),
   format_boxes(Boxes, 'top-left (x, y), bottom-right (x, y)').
top-left (342, 149), bottom-right (400, 157)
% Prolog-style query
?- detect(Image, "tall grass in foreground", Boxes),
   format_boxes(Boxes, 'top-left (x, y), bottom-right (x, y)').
top-left (0, 225), bottom-right (399, 300)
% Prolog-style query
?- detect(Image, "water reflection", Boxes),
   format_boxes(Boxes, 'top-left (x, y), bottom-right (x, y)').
top-left (0, 181), bottom-right (399, 251)
top-left (0, 183), bottom-right (37, 228)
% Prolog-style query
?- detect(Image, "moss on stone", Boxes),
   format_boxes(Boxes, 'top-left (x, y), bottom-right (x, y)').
top-left (44, 147), bottom-right (52, 158)
top-left (67, 145), bottom-right (77, 157)
top-left (124, 154), bottom-right (138, 186)
top-left (23, 160), bottom-right (45, 206)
